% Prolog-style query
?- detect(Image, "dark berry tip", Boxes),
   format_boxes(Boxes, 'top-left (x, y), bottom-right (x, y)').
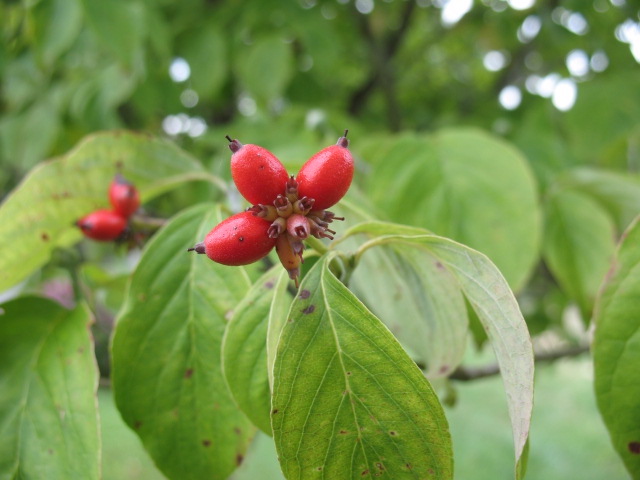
top-left (188, 242), bottom-right (206, 254)
top-left (337, 130), bottom-right (349, 148)
top-left (226, 135), bottom-right (242, 153)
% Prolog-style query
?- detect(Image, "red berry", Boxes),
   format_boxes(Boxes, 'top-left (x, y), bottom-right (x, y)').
top-left (296, 131), bottom-right (354, 210)
top-left (76, 209), bottom-right (127, 241)
top-left (191, 212), bottom-right (276, 266)
top-left (228, 137), bottom-right (290, 205)
top-left (108, 174), bottom-right (140, 217)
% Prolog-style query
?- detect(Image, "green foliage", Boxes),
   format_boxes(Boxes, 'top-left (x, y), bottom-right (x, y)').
top-left (111, 205), bottom-right (254, 480)
top-left (593, 216), bottom-right (640, 478)
top-left (348, 238), bottom-right (469, 378)
top-left (359, 129), bottom-right (541, 291)
top-left (0, 298), bottom-right (99, 480)
top-left (272, 254), bottom-right (454, 479)
top-left (2, 0), bottom-right (640, 478)
top-left (222, 268), bottom-right (291, 434)
top-left (0, 131), bottom-right (217, 292)
top-left (342, 221), bottom-right (534, 472)
top-left (542, 189), bottom-right (616, 318)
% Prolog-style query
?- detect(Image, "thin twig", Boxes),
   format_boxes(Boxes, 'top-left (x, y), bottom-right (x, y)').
top-left (449, 343), bottom-right (590, 381)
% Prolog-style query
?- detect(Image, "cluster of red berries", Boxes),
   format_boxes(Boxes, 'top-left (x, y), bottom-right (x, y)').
top-left (76, 174), bottom-right (140, 241)
top-left (189, 131), bottom-right (354, 286)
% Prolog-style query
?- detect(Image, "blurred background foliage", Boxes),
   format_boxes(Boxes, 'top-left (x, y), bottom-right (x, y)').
top-left (2, 0), bottom-right (640, 477)
top-left (3, 0), bottom-right (639, 331)
top-left (2, 0), bottom-right (639, 185)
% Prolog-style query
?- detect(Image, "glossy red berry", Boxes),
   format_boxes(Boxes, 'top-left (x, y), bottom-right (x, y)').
top-left (76, 209), bottom-right (127, 241)
top-left (108, 174), bottom-right (140, 217)
top-left (190, 211), bottom-right (276, 266)
top-left (192, 132), bottom-right (353, 286)
top-left (296, 131), bottom-right (354, 210)
top-left (227, 137), bottom-right (290, 205)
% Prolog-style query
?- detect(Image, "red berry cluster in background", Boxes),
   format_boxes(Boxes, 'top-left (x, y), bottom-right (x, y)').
top-left (190, 131), bottom-right (354, 286)
top-left (76, 174), bottom-right (140, 241)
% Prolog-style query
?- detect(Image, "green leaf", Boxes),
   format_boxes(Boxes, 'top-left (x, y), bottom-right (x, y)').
top-left (81, 0), bottom-right (145, 66)
top-left (180, 24), bottom-right (227, 101)
top-left (222, 268), bottom-right (291, 434)
top-left (0, 297), bottom-right (99, 480)
top-left (359, 128), bottom-right (541, 291)
top-left (0, 97), bottom-right (61, 170)
top-left (237, 36), bottom-right (293, 105)
top-left (0, 131), bottom-right (219, 292)
top-left (272, 254), bottom-right (453, 479)
top-left (560, 167), bottom-right (640, 232)
top-left (593, 215), bottom-right (640, 478)
top-left (347, 221), bottom-right (534, 475)
top-left (31, 0), bottom-right (83, 69)
top-left (111, 204), bottom-right (255, 480)
top-left (266, 272), bottom-right (295, 391)
top-left (348, 240), bottom-right (468, 378)
top-left (563, 72), bottom-right (640, 168)
top-left (542, 189), bottom-right (617, 318)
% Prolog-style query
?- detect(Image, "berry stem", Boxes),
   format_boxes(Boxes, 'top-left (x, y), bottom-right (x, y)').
top-left (304, 235), bottom-right (329, 256)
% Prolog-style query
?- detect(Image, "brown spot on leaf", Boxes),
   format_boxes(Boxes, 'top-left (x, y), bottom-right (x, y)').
top-left (316, 466), bottom-right (323, 471)
top-left (41, 232), bottom-right (49, 241)
top-left (272, 409), bottom-right (279, 414)
top-left (234, 427), bottom-right (242, 435)
top-left (48, 449), bottom-right (54, 455)
top-left (302, 304), bottom-right (315, 314)
top-left (339, 430), bottom-right (348, 435)
top-left (299, 289), bottom-right (311, 299)
top-left (184, 369), bottom-right (194, 379)
top-left (137, 293), bottom-right (147, 302)
top-left (435, 261), bottom-right (444, 270)
top-left (236, 453), bottom-right (244, 465)
top-left (439, 365), bottom-right (449, 374)
top-left (428, 468), bottom-right (435, 475)
top-left (287, 317), bottom-right (294, 323)
top-left (134, 421), bottom-right (142, 430)
top-left (405, 463), bottom-right (412, 470)
top-left (202, 439), bottom-right (211, 447)
top-left (77, 347), bottom-right (84, 354)
top-left (375, 462), bottom-right (384, 470)
top-left (361, 470), bottom-right (369, 476)
top-left (346, 371), bottom-right (352, 376)
top-left (264, 280), bottom-right (274, 289)
top-left (389, 431), bottom-right (397, 436)
top-left (629, 441), bottom-right (640, 454)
